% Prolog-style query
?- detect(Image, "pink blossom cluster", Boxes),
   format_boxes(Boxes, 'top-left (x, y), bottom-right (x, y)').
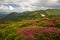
top-left (17, 27), bottom-right (60, 40)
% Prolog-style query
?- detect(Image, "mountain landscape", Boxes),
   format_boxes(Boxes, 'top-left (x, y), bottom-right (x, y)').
top-left (0, 0), bottom-right (60, 40)
top-left (0, 12), bottom-right (9, 19)
top-left (0, 9), bottom-right (60, 40)
top-left (0, 9), bottom-right (60, 21)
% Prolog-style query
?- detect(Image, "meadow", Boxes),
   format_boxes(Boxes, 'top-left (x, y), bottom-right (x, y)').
top-left (0, 9), bottom-right (60, 40)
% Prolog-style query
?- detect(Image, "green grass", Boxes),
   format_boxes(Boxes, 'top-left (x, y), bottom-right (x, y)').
top-left (0, 17), bottom-right (60, 40)
top-left (0, 9), bottom-right (60, 40)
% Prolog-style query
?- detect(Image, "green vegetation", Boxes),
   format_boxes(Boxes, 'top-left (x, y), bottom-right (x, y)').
top-left (0, 9), bottom-right (60, 40)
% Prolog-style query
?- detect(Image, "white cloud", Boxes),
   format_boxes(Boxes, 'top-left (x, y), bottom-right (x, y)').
top-left (0, 5), bottom-right (9, 10)
top-left (46, 0), bottom-right (58, 6)
top-left (9, 6), bottom-right (14, 10)
top-left (0, 5), bottom-right (14, 10)
top-left (0, 0), bottom-right (60, 12)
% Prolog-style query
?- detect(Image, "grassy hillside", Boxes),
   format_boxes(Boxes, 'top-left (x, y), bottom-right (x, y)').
top-left (0, 9), bottom-right (60, 40)
top-left (0, 9), bottom-right (60, 22)
top-left (46, 9), bottom-right (60, 15)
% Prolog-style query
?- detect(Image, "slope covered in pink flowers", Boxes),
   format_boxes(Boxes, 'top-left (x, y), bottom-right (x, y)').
top-left (0, 9), bottom-right (60, 40)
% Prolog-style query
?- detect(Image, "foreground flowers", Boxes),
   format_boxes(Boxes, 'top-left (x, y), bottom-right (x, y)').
top-left (17, 27), bottom-right (60, 40)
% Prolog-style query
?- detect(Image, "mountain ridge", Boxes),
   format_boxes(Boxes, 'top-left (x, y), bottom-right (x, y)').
top-left (0, 9), bottom-right (60, 22)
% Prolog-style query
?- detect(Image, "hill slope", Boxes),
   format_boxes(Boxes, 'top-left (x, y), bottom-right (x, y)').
top-left (0, 9), bottom-right (60, 21)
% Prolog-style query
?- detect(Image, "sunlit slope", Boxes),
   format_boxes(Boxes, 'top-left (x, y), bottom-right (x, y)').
top-left (0, 9), bottom-right (60, 21)
top-left (46, 9), bottom-right (60, 15)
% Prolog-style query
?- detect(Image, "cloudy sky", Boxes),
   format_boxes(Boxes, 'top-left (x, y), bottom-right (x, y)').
top-left (0, 0), bottom-right (60, 12)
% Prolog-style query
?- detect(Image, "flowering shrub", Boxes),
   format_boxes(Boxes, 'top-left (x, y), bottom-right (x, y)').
top-left (47, 23), bottom-right (55, 27)
top-left (28, 20), bottom-right (39, 25)
top-left (17, 27), bottom-right (60, 40)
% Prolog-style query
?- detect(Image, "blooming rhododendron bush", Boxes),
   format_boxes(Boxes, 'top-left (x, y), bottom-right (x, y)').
top-left (17, 27), bottom-right (60, 40)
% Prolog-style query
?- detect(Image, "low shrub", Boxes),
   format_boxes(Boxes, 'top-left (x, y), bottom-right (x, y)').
top-left (17, 27), bottom-right (60, 40)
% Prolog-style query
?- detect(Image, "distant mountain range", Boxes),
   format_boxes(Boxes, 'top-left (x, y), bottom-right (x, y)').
top-left (0, 12), bottom-right (9, 19)
top-left (0, 9), bottom-right (60, 22)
